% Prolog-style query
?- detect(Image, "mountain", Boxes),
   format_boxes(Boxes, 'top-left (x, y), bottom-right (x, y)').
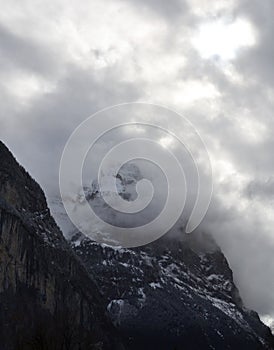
top-left (70, 234), bottom-right (274, 350)
top-left (0, 141), bottom-right (122, 350)
top-left (52, 164), bottom-right (274, 350)
top-left (0, 140), bottom-right (273, 350)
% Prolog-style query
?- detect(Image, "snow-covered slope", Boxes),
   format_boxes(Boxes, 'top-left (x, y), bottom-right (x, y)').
top-left (49, 163), bottom-right (274, 350)
top-left (71, 234), bottom-right (273, 350)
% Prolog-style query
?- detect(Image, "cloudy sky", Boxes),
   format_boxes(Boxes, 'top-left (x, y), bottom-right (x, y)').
top-left (0, 0), bottom-right (274, 329)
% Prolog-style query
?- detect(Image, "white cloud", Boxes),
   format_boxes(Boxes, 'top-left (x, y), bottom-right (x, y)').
top-left (192, 17), bottom-right (257, 61)
top-left (0, 0), bottom-right (274, 326)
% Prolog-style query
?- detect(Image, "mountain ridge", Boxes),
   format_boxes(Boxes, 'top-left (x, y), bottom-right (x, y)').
top-left (0, 140), bottom-right (273, 350)
top-left (0, 140), bottom-right (122, 350)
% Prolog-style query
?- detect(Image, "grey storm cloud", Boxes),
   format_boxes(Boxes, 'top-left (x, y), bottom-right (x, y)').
top-left (236, 0), bottom-right (274, 86)
top-left (0, 0), bottom-right (274, 327)
top-left (0, 22), bottom-right (59, 76)
top-left (123, 0), bottom-right (188, 20)
top-left (1, 64), bottom-right (141, 193)
top-left (244, 177), bottom-right (274, 201)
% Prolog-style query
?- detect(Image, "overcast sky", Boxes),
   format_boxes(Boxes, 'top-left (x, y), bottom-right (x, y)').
top-left (0, 0), bottom-right (274, 329)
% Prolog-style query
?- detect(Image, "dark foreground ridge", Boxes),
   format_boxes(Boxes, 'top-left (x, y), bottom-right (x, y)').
top-left (0, 141), bottom-right (122, 350)
top-left (0, 140), bottom-right (273, 350)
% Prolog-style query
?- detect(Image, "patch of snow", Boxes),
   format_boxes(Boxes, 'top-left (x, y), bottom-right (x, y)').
top-left (119, 262), bottom-right (130, 268)
top-left (207, 274), bottom-right (222, 281)
top-left (149, 282), bottom-right (162, 290)
top-left (138, 287), bottom-right (146, 307)
top-left (73, 240), bottom-right (81, 247)
top-left (107, 299), bottom-right (125, 326)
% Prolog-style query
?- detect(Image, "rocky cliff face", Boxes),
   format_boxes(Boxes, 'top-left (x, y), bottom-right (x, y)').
top-left (0, 141), bottom-right (121, 350)
top-left (1, 140), bottom-right (274, 350)
top-left (58, 165), bottom-right (274, 350)
top-left (70, 234), bottom-right (274, 350)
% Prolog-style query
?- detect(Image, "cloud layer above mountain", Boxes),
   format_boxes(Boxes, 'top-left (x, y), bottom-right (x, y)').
top-left (0, 0), bottom-right (274, 326)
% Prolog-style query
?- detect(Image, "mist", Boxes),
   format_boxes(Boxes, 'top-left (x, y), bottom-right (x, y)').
top-left (0, 0), bottom-right (274, 328)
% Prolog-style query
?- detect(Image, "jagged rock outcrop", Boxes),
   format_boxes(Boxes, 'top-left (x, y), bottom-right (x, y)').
top-left (1, 140), bottom-right (273, 350)
top-left (61, 165), bottom-right (274, 350)
top-left (0, 141), bottom-right (122, 350)
top-left (70, 234), bottom-right (274, 350)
